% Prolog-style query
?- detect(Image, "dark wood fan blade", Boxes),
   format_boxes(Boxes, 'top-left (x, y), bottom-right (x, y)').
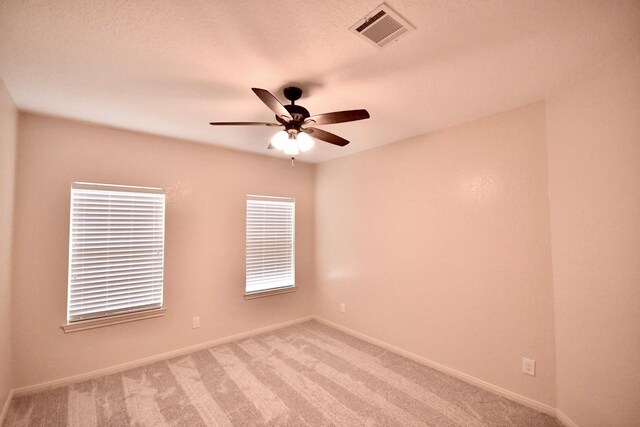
top-left (303, 127), bottom-right (350, 147)
top-left (305, 109), bottom-right (369, 126)
top-left (251, 88), bottom-right (291, 120)
top-left (209, 122), bottom-right (281, 126)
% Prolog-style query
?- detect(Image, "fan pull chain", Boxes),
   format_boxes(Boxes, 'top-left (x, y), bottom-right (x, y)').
top-left (290, 157), bottom-right (296, 167)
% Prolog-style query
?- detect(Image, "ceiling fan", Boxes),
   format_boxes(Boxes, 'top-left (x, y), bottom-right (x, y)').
top-left (209, 87), bottom-right (370, 157)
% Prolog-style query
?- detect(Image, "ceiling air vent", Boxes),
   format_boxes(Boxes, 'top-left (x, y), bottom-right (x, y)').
top-left (350, 3), bottom-right (414, 49)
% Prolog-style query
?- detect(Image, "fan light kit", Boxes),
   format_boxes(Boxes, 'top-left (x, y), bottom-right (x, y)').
top-left (270, 130), bottom-right (314, 156)
top-left (210, 86), bottom-right (370, 163)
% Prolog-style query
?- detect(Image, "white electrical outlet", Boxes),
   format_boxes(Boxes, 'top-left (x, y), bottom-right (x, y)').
top-left (192, 316), bottom-right (200, 329)
top-left (522, 357), bottom-right (535, 376)
top-left (340, 302), bottom-right (346, 313)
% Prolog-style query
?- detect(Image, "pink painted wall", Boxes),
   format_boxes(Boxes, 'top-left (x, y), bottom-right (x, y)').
top-left (0, 77), bottom-right (17, 412)
top-left (11, 113), bottom-right (315, 388)
top-left (314, 103), bottom-right (557, 406)
top-left (546, 40), bottom-right (640, 426)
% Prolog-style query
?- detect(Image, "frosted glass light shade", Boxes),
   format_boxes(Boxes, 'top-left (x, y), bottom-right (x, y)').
top-left (297, 132), bottom-right (315, 152)
top-left (270, 130), bottom-right (288, 150)
top-left (284, 138), bottom-right (300, 155)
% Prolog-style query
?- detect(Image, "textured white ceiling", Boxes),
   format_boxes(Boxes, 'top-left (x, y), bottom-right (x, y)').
top-left (1, 0), bottom-right (639, 163)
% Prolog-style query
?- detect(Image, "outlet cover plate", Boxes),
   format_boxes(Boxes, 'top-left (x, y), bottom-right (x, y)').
top-left (522, 357), bottom-right (535, 376)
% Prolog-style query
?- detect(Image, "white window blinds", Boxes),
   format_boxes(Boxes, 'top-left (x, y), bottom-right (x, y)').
top-left (246, 195), bottom-right (295, 294)
top-left (67, 182), bottom-right (165, 322)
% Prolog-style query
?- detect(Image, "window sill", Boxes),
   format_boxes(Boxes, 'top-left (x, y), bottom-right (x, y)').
top-left (61, 307), bottom-right (166, 333)
top-left (244, 286), bottom-right (296, 300)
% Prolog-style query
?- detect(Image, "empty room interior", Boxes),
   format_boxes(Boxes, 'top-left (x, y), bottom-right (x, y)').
top-left (0, 1), bottom-right (639, 426)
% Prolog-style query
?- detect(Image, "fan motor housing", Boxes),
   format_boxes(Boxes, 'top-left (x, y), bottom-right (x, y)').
top-left (277, 104), bottom-right (310, 127)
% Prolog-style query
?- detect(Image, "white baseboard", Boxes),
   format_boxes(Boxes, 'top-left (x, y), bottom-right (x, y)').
top-left (312, 316), bottom-right (558, 417)
top-left (13, 315), bottom-right (314, 397)
top-left (556, 410), bottom-right (579, 427)
top-left (0, 389), bottom-right (14, 426)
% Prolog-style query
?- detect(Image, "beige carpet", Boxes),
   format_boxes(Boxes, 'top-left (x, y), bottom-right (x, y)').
top-left (4, 320), bottom-right (560, 426)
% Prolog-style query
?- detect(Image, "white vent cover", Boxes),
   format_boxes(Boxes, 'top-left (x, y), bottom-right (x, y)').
top-left (350, 3), bottom-right (414, 49)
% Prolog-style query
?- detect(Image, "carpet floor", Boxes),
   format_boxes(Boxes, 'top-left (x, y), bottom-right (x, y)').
top-left (4, 320), bottom-right (560, 426)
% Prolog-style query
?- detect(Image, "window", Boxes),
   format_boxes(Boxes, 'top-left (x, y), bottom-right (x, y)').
top-left (66, 182), bottom-right (165, 323)
top-left (246, 195), bottom-right (295, 296)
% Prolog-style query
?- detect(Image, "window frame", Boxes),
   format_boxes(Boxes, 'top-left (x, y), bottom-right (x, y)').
top-left (245, 194), bottom-right (296, 298)
top-left (62, 182), bottom-right (166, 332)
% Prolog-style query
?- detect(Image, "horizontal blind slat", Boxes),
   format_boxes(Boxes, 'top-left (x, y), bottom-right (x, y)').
top-left (70, 291), bottom-right (163, 304)
top-left (70, 248), bottom-right (163, 256)
top-left (71, 265), bottom-right (163, 279)
top-left (69, 288), bottom-right (163, 306)
top-left (71, 280), bottom-right (163, 293)
top-left (69, 297), bottom-right (162, 315)
top-left (71, 257), bottom-right (163, 267)
top-left (71, 260), bottom-right (163, 271)
top-left (70, 272), bottom-right (164, 287)
top-left (70, 282), bottom-right (163, 296)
